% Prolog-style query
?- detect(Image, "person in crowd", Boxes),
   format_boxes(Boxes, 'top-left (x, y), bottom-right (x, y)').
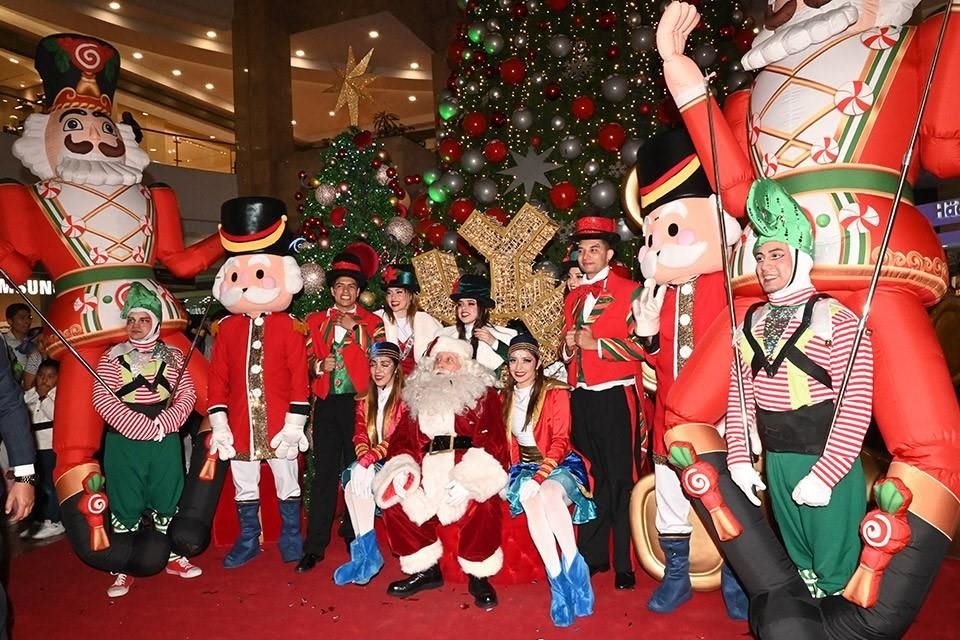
top-left (299, 249), bottom-right (384, 573)
top-left (561, 247), bottom-right (583, 295)
top-left (3, 304), bottom-right (37, 384)
top-left (375, 264), bottom-right (442, 376)
top-left (20, 359), bottom-right (62, 540)
top-left (21, 343), bottom-right (48, 391)
top-left (333, 341), bottom-right (406, 586)
top-left (437, 275), bottom-right (516, 377)
top-left (502, 334), bottom-right (595, 627)
top-left (374, 336), bottom-right (508, 609)
top-left (92, 283), bottom-right (199, 598)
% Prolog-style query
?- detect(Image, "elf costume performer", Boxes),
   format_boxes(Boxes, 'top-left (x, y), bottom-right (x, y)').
top-left (502, 334), bottom-right (596, 628)
top-left (374, 264), bottom-right (442, 376)
top-left (0, 33), bottom-right (224, 575)
top-left (654, 2), bottom-right (960, 637)
top-left (374, 336), bottom-right (509, 609)
top-left (92, 283), bottom-right (200, 598)
top-left (207, 196), bottom-right (311, 569)
top-left (626, 127), bottom-right (746, 618)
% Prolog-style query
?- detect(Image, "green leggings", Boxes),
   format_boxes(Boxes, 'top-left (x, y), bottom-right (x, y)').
top-left (103, 431), bottom-right (184, 532)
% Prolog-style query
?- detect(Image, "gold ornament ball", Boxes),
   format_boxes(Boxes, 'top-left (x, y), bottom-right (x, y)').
top-left (377, 149), bottom-right (390, 161)
top-left (337, 182), bottom-right (350, 193)
top-left (318, 235), bottom-right (331, 249)
top-left (389, 196), bottom-right (399, 206)
top-left (309, 177), bottom-right (321, 188)
top-left (372, 215), bottom-right (383, 227)
top-left (359, 291), bottom-right (376, 307)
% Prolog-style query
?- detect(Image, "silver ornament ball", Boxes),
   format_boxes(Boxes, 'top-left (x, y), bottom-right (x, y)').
top-left (460, 149), bottom-right (487, 174)
top-left (559, 136), bottom-right (582, 159)
top-left (440, 231), bottom-right (459, 253)
top-left (511, 108), bottom-right (534, 130)
top-left (601, 74), bottom-right (629, 103)
top-left (583, 160), bottom-right (601, 177)
top-left (589, 179), bottom-right (618, 209)
top-left (300, 263), bottom-right (326, 296)
top-left (440, 171), bottom-right (465, 195)
top-left (315, 184), bottom-right (336, 206)
top-left (473, 177), bottom-right (498, 204)
top-left (550, 114), bottom-right (567, 130)
top-left (548, 35), bottom-right (572, 58)
top-left (385, 216), bottom-right (415, 245)
top-left (620, 139), bottom-right (642, 166)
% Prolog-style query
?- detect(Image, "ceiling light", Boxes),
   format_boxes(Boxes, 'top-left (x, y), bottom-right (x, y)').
top-left (132, 51), bottom-right (143, 60)
top-left (109, 2), bottom-right (121, 9)
top-left (141, 111), bottom-right (148, 116)
top-left (294, 49), bottom-right (305, 57)
top-left (243, 67), bottom-right (249, 72)
top-left (206, 30), bottom-right (217, 38)
top-left (19, 83), bottom-right (25, 88)
top-left (409, 62), bottom-right (419, 70)
top-left (408, 95), bottom-right (417, 102)
top-left (8, 57), bottom-right (19, 64)
top-left (368, 30), bottom-right (379, 39)
top-left (149, 147), bottom-right (157, 152)
top-left (172, 69), bottom-right (182, 76)
top-left (291, 120), bottom-right (297, 125)
top-left (209, 135), bottom-right (216, 139)
top-left (205, 82), bottom-right (215, 90)
top-left (328, 110), bottom-right (336, 116)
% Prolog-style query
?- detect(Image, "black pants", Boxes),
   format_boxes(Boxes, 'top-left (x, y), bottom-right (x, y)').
top-left (571, 385), bottom-right (637, 573)
top-left (303, 393), bottom-right (356, 556)
top-left (34, 449), bottom-right (59, 523)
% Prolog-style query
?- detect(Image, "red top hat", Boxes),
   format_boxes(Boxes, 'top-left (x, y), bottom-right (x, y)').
top-left (570, 210), bottom-right (620, 245)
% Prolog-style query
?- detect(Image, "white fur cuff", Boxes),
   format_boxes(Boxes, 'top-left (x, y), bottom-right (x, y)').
top-left (450, 448), bottom-right (508, 503)
top-left (458, 547), bottom-right (503, 578)
top-left (373, 454), bottom-right (421, 509)
top-left (400, 539), bottom-right (443, 575)
top-left (400, 487), bottom-right (436, 526)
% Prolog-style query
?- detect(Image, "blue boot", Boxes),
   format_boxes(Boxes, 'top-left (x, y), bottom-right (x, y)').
top-left (647, 536), bottom-right (693, 614)
top-left (546, 570), bottom-right (574, 627)
top-left (333, 530), bottom-right (384, 586)
top-left (277, 498), bottom-right (304, 564)
top-left (721, 562), bottom-right (749, 620)
top-left (561, 552), bottom-right (594, 617)
top-left (224, 500), bottom-right (261, 569)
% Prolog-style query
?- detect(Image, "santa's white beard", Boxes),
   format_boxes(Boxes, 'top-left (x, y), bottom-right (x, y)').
top-left (403, 358), bottom-right (496, 420)
top-left (57, 156), bottom-right (143, 186)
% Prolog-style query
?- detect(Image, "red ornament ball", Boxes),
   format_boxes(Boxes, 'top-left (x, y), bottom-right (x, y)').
top-left (734, 30), bottom-right (756, 53)
top-left (544, 83), bottom-right (562, 101)
top-left (426, 222), bottom-right (448, 247)
top-left (546, 0), bottom-right (569, 9)
top-left (297, 204), bottom-right (305, 214)
top-left (411, 194), bottom-right (432, 219)
top-left (607, 45), bottom-right (619, 59)
top-left (439, 138), bottom-right (463, 162)
top-left (371, 159), bottom-right (382, 168)
top-left (294, 191), bottom-right (304, 201)
top-left (719, 26), bottom-right (735, 38)
top-left (462, 112), bottom-right (488, 137)
top-left (297, 170), bottom-right (307, 180)
top-left (598, 11), bottom-right (617, 29)
top-left (447, 41), bottom-right (466, 67)
top-left (500, 57), bottom-right (526, 85)
top-left (531, 135), bottom-right (542, 147)
top-left (483, 139), bottom-right (509, 163)
top-left (549, 182), bottom-right (577, 210)
top-left (570, 95), bottom-right (595, 121)
top-left (573, 14), bottom-right (584, 26)
top-left (353, 130), bottom-right (374, 149)
top-left (639, 103), bottom-right (652, 115)
top-left (329, 206), bottom-right (347, 228)
top-left (597, 122), bottom-right (626, 152)
top-left (485, 207), bottom-right (509, 224)
top-left (450, 198), bottom-right (476, 223)
top-left (512, 3), bottom-right (528, 18)
top-left (490, 111), bottom-right (507, 127)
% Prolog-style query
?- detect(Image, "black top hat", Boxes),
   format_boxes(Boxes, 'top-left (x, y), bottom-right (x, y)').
top-left (383, 264), bottom-right (420, 293)
top-left (635, 128), bottom-right (712, 214)
top-left (218, 197), bottom-right (292, 256)
top-left (35, 34), bottom-right (120, 112)
top-left (327, 252), bottom-right (368, 290)
top-left (570, 209), bottom-right (620, 245)
top-left (450, 274), bottom-right (495, 308)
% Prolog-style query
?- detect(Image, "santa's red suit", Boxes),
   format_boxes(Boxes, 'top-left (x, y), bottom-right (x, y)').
top-left (374, 356), bottom-right (510, 577)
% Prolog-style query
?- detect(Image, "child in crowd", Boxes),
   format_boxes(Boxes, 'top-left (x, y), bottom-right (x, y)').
top-left (21, 359), bottom-right (63, 540)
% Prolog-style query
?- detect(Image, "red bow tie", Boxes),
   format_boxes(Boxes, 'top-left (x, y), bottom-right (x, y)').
top-left (579, 280), bottom-right (605, 298)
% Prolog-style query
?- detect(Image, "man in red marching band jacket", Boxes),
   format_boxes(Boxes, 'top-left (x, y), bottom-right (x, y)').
top-left (297, 247), bottom-right (385, 573)
top-left (560, 210), bottom-right (645, 589)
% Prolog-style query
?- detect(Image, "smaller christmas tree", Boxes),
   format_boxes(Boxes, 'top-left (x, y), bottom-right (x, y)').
top-left (293, 128), bottom-right (416, 316)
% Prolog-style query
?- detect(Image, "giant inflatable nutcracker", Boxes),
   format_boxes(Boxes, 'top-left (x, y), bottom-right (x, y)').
top-left (0, 34), bottom-right (224, 575)
top-left (653, 1), bottom-right (960, 638)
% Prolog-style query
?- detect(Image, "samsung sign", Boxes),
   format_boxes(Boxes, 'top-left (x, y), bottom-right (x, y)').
top-left (0, 279), bottom-right (55, 296)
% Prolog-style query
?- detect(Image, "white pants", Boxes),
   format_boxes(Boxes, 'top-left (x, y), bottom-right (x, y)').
top-left (230, 458), bottom-right (301, 501)
top-left (654, 462), bottom-right (693, 536)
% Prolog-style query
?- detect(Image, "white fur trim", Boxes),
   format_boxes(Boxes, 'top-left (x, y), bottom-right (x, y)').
top-left (373, 454), bottom-right (421, 509)
top-left (450, 447), bottom-right (508, 504)
top-left (431, 335), bottom-right (473, 361)
top-left (458, 547), bottom-right (503, 578)
top-left (399, 539), bottom-right (443, 575)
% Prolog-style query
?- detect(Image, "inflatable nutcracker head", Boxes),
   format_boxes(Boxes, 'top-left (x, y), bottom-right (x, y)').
top-left (625, 128), bottom-right (740, 287)
top-left (12, 33), bottom-right (149, 186)
top-left (212, 197), bottom-right (302, 316)
top-left (744, 0), bottom-right (921, 70)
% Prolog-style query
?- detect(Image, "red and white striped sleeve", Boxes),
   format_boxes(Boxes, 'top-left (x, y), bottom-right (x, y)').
top-left (91, 352), bottom-right (155, 440)
top-left (725, 344), bottom-right (757, 467)
top-left (810, 307), bottom-right (874, 487)
top-left (159, 350), bottom-right (197, 434)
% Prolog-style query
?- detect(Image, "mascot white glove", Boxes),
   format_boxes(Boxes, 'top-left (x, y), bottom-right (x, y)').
top-left (208, 412), bottom-right (236, 460)
top-left (445, 480), bottom-right (470, 507)
top-left (518, 479), bottom-right (540, 503)
top-left (792, 472), bottom-right (832, 507)
top-left (728, 462), bottom-right (766, 507)
top-left (350, 463), bottom-right (376, 497)
top-left (270, 413), bottom-right (309, 460)
top-left (632, 279), bottom-right (667, 337)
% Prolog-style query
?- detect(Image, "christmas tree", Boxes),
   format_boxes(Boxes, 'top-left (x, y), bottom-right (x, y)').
top-left (415, 0), bottom-right (755, 269)
top-left (293, 128), bottom-right (416, 316)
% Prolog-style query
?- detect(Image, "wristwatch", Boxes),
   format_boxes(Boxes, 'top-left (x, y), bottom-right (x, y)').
top-left (14, 474), bottom-right (38, 486)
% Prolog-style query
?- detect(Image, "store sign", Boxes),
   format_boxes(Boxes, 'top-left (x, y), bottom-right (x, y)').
top-left (0, 278), bottom-right (55, 296)
top-left (918, 199), bottom-right (960, 247)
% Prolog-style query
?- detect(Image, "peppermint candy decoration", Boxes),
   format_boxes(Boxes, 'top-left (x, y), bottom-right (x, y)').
top-left (761, 153), bottom-right (778, 177)
top-left (73, 43), bottom-right (104, 71)
top-left (60, 216), bottom-right (86, 238)
top-left (139, 184), bottom-right (153, 199)
top-left (861, 511), bottom-right (894, 548)
top-left (90, 247), bottom-right (108, 265)
top-left (839, 203), bottom-right (880, 233)
top-left (834, 81), bottom-right (874, 116)
top-left (681, 465), bottom-right (713, 498)
top-left (748, 115), bottom-right (761, 145)
top-left (84, 491), bottom-right (108, 515)
top-left (133, 247), bottom-right (145, 262)
top-left (73, 293), bottom-right (98, 312)
top-left (861, 26), bottom-right (901, 50)
top-left (811, 137), bottom-right (839, 164)
top-left (38, 181), bottom-right (62, 199)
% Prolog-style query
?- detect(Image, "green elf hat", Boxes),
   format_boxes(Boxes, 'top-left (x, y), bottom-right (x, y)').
top-left (747, 178), bottom-right (814, 257)
top-left (121, 282), bottom-right (162, 321)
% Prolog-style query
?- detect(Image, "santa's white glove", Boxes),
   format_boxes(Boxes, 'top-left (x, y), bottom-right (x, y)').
top-left (445, 480), bottom-right (470, 507)
top-left (728, 462), bottom-right (765, 507)
top-left (208, 412), bottom-right (236, 460)
top-left (350, 463), bottom-right (376, 497)
top-left (393, 472), bottom-right (411, 499)
top-left (518, 479), bottom-right (540, 503)
top-left (632, 279), bottom-right (667, 337)
top-left (270, 413), bottom-right (309, 460)
top-left (791, 472), bottom-right (832, 507)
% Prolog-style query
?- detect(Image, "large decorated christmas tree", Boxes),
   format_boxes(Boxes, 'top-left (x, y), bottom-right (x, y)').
top-left (414, 0), bottom-right (755, 268)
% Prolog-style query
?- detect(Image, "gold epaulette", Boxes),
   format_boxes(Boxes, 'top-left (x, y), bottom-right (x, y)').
top-left (292, 317), bottom-right (309, 335)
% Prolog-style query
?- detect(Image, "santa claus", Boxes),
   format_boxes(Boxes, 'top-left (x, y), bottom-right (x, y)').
top-left (374, 336), bottom-right (509, 609)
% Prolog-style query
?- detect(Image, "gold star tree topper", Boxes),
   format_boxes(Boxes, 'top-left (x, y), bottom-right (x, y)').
top-left (328, 47), bottom-right (378, 127)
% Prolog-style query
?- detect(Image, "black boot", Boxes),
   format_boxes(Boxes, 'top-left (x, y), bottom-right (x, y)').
top-left (387, 565), bottom-right (443, 598)
top-left (468, 575), bottom-right (498, 609)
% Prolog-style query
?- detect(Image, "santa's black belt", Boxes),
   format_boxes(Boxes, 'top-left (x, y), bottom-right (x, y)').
top-left (424, 435), bottom-right (473, 454)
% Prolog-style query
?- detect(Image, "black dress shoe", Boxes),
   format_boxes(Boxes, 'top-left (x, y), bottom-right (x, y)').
top-left (468, 576), bottom-right (498, 609)
top-left (295, 552), bottom-right (322, 573)
top-left (589, 562), bottom-right (611, 576)
top-left (387, 565), bottom-right (443, 598)
top-left (615, 571), bottom-right (636, 590)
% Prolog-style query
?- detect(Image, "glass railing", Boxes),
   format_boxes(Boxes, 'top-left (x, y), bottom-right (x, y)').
top-left (140, 128), bottom-right (236, 174)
